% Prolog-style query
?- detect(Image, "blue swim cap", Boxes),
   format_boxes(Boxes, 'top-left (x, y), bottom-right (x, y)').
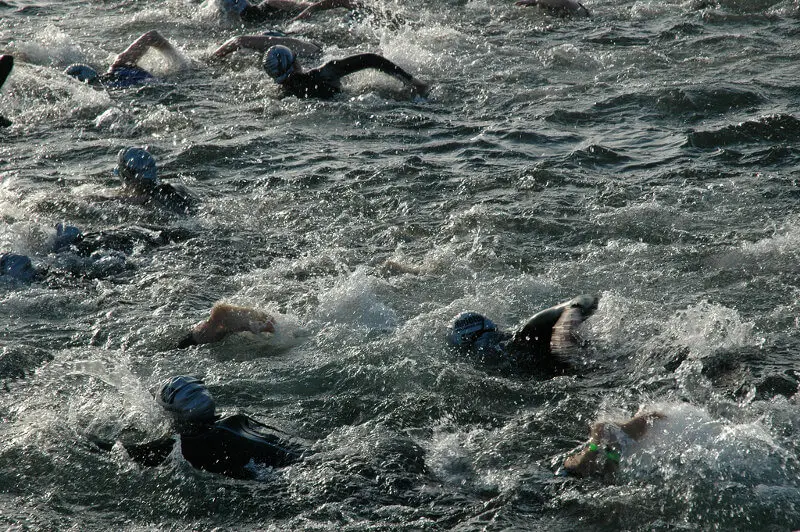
top-left (221, 0), bottom-right (248, 15)
top-left (156, 376), bottom-right (216, 424)
top-left (446, 312), bottom-right (497, 347)
top-left (53, 222), bottom-right (83, 252)
top-left (263, 45), bottom-right (296, 84)
top-left (64, 64), bottom-right (99, 84)
top-left (0, 253), bottom-right (36, 282)
top-left (116, 147), bottom-right (159, 188)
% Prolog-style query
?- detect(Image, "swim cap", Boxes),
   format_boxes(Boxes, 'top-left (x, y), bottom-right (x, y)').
top-left (116, 147), bottom-right (159, 188)
top-left (64, 64), bottom-right (99, 84)
top-left (53, 222), bottom-right (83, 252)
top-left (221, 0), bottom-right (248, 15)
top-left (156, 376), bottom-right (216, 423)
top-left (0, 253), bottom-right (36, 282)
top-left (263, 45), bottom-right (296, 84)
top-left (446, 312), bottom-right (497, 347)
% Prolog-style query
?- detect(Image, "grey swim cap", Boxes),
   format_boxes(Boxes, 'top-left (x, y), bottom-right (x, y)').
top-left (64, 64), bottom-right (99, 84)
top-left (156, 376), bottom-right (216, 423)
top-left (263, 45), bottom-right (296, 84)
top-left (116, 147), bottom-right (159, 188)
top-left (446, 312), bottom-right (497, 347)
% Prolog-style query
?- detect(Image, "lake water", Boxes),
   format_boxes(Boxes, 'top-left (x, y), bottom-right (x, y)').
top-left (2, 0), bottom-right (800, 529)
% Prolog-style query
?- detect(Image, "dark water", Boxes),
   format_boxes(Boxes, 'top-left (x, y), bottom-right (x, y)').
top-left (3, 0), bottom-right (800, 529)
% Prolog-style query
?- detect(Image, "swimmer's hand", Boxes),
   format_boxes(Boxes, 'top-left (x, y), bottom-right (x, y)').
top-left (213, 37), bottom-right (243, 58)
top-left (410, 78), bottom-right (429, 97)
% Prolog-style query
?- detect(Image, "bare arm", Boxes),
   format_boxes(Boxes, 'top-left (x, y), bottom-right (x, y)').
top-left (110, 30), bottom-right (181, 70)
top-left (291, 0), bottom-right (359, 21)
top-left (260, 0), bottom-right (315, 11)
top-left (319, 53), bottom-right (428, 94)
top-left (619, 412), bottom-right (665, 440)
top-left (213, 35), bottom-right (320, 58)
top-left (187, 303), bottom-right (276, 346)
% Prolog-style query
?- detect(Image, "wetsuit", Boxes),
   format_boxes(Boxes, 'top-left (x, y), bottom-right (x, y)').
top-left (468, 295), bottom-right (598, 373)
top-left (281, 53), bottom-right (418, 99)
top-left (241, 2), bottom-right (286, 23)
top-left (0, 55), bottom-right (13, 127)
top-left (58, 225), bottom-right (195, 257)
top-left (99, 64), bottom-right (157, 89)
top-left (91, 414), bottom-right (305, 479)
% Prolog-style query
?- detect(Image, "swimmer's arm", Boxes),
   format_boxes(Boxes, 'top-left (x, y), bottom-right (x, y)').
top-left (87, 435), bottom-right (175, 467)
top-left (319, 54), bottom-right (428, 94)
top-left (620, 412), bottom-right (665, 441)
top-left (291, 0), bottom-right (360, 21)
top-left (257, 0), bottom-right (315, 12)
top-left (213, 35), bottom-right (320, 58)
top-left (0, 55), bottom-right (13, 91)
top-left (110, 30), bottom-right (180, 70)
top-left (181, 303), bottom-right (276, 347)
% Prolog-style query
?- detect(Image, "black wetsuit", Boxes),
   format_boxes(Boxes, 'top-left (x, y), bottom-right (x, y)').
top-left (466, 296), bottom-right (598, 373)
top-left (0, 55), bottom-right (13, 128)
top-left (91, 414), bottom-right (305, 479)
top-left (241, 2), bottom-right (286, 23)
top-left (281, 53), bottom-right (417, 99)
top-left (99, 65), bottom-right (156, 89)
top-left (64, 225), bottom-right (195, 257)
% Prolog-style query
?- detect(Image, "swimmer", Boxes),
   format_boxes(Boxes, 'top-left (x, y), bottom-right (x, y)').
top-left (0, 252), bottom-right (38, 283)
top-left (53, 222), bottom-right (194, 257)
top-left (217, 0), bottom-right (358, 24)
top-left (515, 0), bottom-right (590, 17)
top-left (560, 411), bottom-right (665, 479)
top-left (88, 376), bottom-right (305, 479)
top-left (0, 54), bottom-right (13, 127)
top-left (178, 303), bottom-right (276, 348)
top-left (446, 294), bottom-right (599, 372)
top-left (63, 31), bottom-right (183, 88)
top-left (114, 147), bottom-right (196, 214)
top-left (212, 34), bottom-right (320, 58)
top-left (262, 45), bottom-right (428, 99)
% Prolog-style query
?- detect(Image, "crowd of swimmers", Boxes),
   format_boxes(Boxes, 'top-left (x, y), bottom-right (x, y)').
top-left (0, 0), bottom-right (679, 482)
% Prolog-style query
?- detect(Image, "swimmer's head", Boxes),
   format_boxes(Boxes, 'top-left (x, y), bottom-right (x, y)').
top-left (263, 45), bottom-right (296, 84)
top-left (0, 253), bottom-right (36, 283)
top-left (53, 222), bottom-right (83, 252)
top-left (446, 312), bottom-right (497, 348)
top-left (64, 64), bottom-right (99, 84)
top-left (221, 0), bottom-right (249, 15)
top-left (562, 442), bottom-right (619, 478)
top-left (156, 375), bottom-right (217, 424)
top-left (116, 147), bottom-right (159, 189)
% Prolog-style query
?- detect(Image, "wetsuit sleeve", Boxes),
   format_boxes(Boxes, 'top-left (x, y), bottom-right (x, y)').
top-left (153, 183), bottom-right (195, 214)
top-left (317, 54), bottom-right (416, 85)
top-left (88, 435), bottom-right (176, 467)
top-left (0, 55), bottom-right (13, 128)
top-left (123, 438), bottom-right (177, 466)
top-left (0, 55), bottom-right (12, 91)
top-left (509, 305), bottom-right (565, 352)
top-left (177, 333), bottom-right (199, 349)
